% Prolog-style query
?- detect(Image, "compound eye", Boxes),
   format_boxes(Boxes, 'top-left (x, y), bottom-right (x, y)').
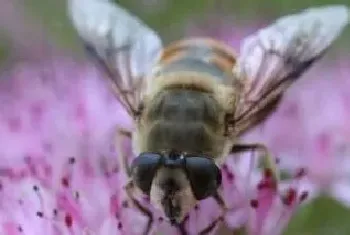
top-left (130, 152), bottom-right (162, 195)
top-left (185, 155), bottom-right (222, 200)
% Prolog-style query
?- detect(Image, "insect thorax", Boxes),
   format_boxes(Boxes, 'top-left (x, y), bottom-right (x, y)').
top-left (137, 38), bottom-right (238, 157)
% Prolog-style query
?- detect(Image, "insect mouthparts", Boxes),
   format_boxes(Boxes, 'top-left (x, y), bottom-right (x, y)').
top-left (160, 177), bottom-right (182, 222)
top-left (170, 218), bottom-right (177, 225)
top-left (163, 196), bottom-right (180, 224)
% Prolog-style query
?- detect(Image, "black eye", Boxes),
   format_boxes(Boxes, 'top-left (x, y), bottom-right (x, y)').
top-left (130, 152), bottom-right (161, 195)
top-left (185, 155), bottom-right (222, 200)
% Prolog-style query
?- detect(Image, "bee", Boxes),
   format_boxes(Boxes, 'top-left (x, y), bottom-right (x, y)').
top-left (68, 1), bottom-right (349, 234)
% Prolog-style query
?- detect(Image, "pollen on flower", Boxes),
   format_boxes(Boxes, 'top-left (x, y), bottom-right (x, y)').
top-left (264, 168), bottom-right (273, 178)
top-left (250, 199), bottom-right (259, 208)
top-left (295, 167), bottom-right (307, 178)
top-left (257, 178), bottom-right (276, 190)
top-left (61, 177), bottom-right (69, 188)
top-left (257, 168), bottom-right (278, 191)
top-left (299, 191), bottom-right (309, 202)
top-left (226, 171), bottom-right (235, 181)
top-left (33, 185), bottom-right (39, 191)
top-left (282, 188), bottom-right (297, 206)
top-left (74, 191), bottom-right (80, 200)
top-left (36, 211), bottom-right (44, 217)
top-left (64, 213), bottom-right (73, 228)
top-left (222, 164), bottom-right (234, 181)
top-left (68, 157), bottom-right (76, 165)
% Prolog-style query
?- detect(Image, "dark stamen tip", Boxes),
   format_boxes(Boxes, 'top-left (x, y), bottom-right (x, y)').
top-left (68, 157), bottom-right (76, 164)
top-left (250, 199), bottom-right (259, 208)
top-left (299, 191), bottom-right (309, 202)
top-left (36, 211), bottom-right (43, 217)
top-left (295, 168), bottom-right (307, 178)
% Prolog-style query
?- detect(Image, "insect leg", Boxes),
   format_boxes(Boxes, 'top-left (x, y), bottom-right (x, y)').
top-left (231, 143), bottom-right (280, 180)
top-left (124, 180), bottom-right (154, 235)
top-left (115, 128), bottom-right (132, 176)
top-left (115, 129), bottom-right (154, 234)
top-left (198, 191), bottom-right (226, 235)
top-left (199, 216), bottom-right (224, 235)
top-left (176, 216), bottom-right (189, 235)
top-left (213, 191), bottom-right (227, 210)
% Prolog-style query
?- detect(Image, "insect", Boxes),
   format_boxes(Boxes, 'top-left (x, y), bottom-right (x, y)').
top-left (68, 1), bottom-right (349, 234)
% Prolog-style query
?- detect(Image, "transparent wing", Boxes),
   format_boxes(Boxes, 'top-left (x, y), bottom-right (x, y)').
top-left (232, 5), bottom-right (349, 136)
top-left (67, 0), bottom-right (163, 117)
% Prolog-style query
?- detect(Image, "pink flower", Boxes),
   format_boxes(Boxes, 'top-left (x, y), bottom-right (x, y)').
top-left (0, 57), bottom-right (309, 235)
top-left (240, 59), bottom-right (350, 208)
top-left (0, 2), bottom-right (319, 234)
top-left (185, 14), bottom-right (350, 234)
top-left (0, 59), bottom-right (136, 234)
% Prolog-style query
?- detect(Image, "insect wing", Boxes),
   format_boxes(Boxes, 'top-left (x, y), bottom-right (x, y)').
top-left (232, 5), bottom-right (349, 136)
top-left (68, 0), bottom-right (163, 117)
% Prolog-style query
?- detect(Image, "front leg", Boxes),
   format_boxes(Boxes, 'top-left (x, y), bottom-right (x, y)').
top-left (174, 192), bottom-right (226, 235)
top-left (124, 180), bottom-right (154, 235)
top-left (176, 216), bottom-right (189, 235)
top-left (116, 129), bottom-right (154, 235)
top-left (198, 191), bottom-right (226, 235)
top-left (115, 127), bottom-right (133, 177)
top-left (231, 143), bottom-right (280, 181)
top-left (197, 144), bottom-right (278, 234)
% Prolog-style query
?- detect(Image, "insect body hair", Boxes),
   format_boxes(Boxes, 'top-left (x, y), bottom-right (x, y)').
top-left (133, 38), bottom-right (239, 158)
top-left (136, 72), bottom-right (230, 158)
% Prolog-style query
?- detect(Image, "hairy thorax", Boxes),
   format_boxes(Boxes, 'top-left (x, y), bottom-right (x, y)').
top-left (134, 38), bottom-right (238, 158)
top-left (140, 88), bottom-right (226, 157)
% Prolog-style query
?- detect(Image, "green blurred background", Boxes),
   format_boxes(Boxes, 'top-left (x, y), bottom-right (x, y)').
top-left (4, 0), bottom-right (350, 57)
